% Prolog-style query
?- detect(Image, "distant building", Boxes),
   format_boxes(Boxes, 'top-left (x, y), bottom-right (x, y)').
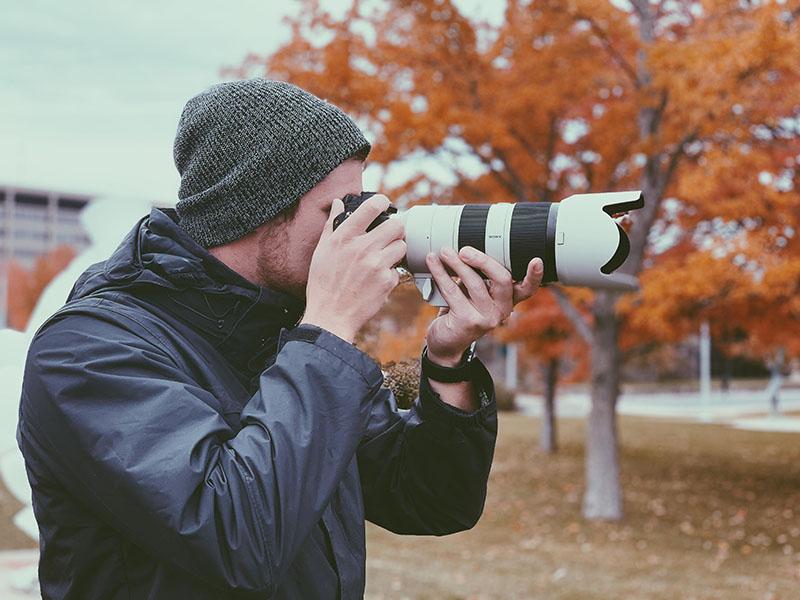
top-left (0, 184), bottom-right (94, 328)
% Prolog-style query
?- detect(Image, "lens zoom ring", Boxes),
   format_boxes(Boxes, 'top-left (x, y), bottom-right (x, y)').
top-left (510, 203), bottom-right (552, 281)
top-left (458, 205), bottom-right (490, 253)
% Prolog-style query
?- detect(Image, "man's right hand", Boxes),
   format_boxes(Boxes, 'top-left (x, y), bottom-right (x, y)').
top-left (300, 194), bottom-right (406, 343)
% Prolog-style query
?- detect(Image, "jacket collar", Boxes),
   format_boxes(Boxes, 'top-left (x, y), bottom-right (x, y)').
top-left (69, 206), bottom-right (306, 376)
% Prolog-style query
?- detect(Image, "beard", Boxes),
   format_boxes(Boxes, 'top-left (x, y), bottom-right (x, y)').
top-left (255, 226), bottom-right (309, 303)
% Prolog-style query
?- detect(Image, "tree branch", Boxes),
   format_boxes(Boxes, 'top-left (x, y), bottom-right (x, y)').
top-left (576, 13), bottom-right (640, 88)
top-left (491, 146), bottom-right (529, 202)
top-left (624, 128), bottom-right (698, 275)
top-left (438, 144), bottom-right (515, 199)
top-left (550, 286), bottom-right (593, 345)
top-left (542, 114), bottom-right (559, 202)
top-left (508, 113), bottom-right (560, 201)
top-left (658, 129), bottom-right (697, 192)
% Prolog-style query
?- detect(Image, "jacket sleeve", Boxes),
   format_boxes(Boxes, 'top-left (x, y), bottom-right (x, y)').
top-left (356, 352), bottom-right (498, 535)
top-left (18, 314), bottom-right (384, 595)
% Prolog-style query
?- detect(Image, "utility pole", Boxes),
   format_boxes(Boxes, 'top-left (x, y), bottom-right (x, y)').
top-left (0, 262), bottom-right (6, 329)
top-left (767, 348), bottom-right (785, 416)
top-left (699, 321), bottom-right (711, 421)
top-left (505, 342), bottom-right (518, 391)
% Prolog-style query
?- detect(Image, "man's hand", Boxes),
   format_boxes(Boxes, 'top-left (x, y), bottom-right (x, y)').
top-left (424, 247), bottom-right (544, 366)
top-left (300, 194), bottom-right (406, 343)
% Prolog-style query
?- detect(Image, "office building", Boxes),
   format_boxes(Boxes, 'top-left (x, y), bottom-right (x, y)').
top-left (0, 184), bottom-right (94, 328)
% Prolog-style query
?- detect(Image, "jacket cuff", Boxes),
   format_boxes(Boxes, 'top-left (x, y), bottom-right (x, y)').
top-left (277, 323), bottom-right (384, 390)
top-left (417, 355), bottom-right (496, 428)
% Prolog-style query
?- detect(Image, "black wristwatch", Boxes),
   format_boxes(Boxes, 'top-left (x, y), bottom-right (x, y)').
top-left (421, 341), bottom-right (478, 383)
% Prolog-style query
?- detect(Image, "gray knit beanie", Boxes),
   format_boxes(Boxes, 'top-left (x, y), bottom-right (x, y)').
top-left (173, 78), bottom-right (371, 248)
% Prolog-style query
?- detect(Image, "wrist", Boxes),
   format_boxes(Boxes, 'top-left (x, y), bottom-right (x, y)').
top-left (421, 342), bottom-right (478, 385)
top-left (298, 316), bottom-right (355, 344)
top-left (425, 347), bottom-right (467, 368)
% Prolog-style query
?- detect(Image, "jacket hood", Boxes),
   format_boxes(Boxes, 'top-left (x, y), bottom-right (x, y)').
top-left (64, 206), bottom-right (307, 375)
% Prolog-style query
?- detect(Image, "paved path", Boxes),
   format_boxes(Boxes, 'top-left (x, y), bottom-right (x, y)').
top-left (516, 388), bottom-right (800, 431)
top-left (0, 550), bottom-right (38, 599)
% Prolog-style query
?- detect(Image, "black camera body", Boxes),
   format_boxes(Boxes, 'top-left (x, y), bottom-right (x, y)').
top-left (332, 192), bottom-right (397, 233)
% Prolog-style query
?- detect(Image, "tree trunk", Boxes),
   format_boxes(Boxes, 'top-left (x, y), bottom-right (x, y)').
top-left (721, 354), bottom-right (732, 393)
top-left (582, 290), bottom-right (623, 521)
top-left (540, 358), bottom-right (559, 454)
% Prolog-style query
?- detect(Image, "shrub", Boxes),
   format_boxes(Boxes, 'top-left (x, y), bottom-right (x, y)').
top-left (380, 358), bottom-right (517, 412)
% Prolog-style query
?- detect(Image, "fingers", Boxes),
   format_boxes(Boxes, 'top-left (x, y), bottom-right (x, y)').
top-left (425, 251), bottom-right (483, 320)
top-left (324, 198), bottom-right (344, 236)
top-left (427, 248), bottom-right (543, 334)
top-left (334, 194), bottom-right (391, 239)
top-left (436, 247), bottom-right (494, 311)
top-left (384, 266), bottom-right (401, 291)
top-left (457, 246), bottom-right (513, 308)
top-left (363, 216), bottom-right (405, 249)
top-left (379, 238), bottom-right (407, 267)
top-left (512, 258), bottom-right (544, 305)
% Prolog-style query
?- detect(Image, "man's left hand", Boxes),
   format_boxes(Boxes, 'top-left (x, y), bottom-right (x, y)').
top-left (424, 246), bottom-right (544, 366)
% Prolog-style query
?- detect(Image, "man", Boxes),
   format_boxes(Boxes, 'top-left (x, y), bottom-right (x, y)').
top-left (17, 79), bottom-right (543, 598)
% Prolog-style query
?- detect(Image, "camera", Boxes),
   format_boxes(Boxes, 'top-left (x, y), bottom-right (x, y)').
top-left (333, 191), bottom-right (644, 307)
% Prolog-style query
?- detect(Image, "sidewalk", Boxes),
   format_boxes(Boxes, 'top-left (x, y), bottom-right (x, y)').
top-left (516, 388), bottom-right (800, 431)
top-left (0, 550), bottom-right (38, 599)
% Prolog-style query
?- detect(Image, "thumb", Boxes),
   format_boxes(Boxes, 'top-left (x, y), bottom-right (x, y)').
top-left (325, 197), bottom-right (344, 236)
top-left (318, 197), bottom-right (343, 243)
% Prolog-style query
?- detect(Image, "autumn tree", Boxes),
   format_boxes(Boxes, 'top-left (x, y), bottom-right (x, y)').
top-left (230, 0), bottom-right (800, 520)
top-left (497, 288), bottom-right (589, 453)
top-left (624, 188), bottom-right (800, 410)
top-left (6, 245), bottom-right (77, 331)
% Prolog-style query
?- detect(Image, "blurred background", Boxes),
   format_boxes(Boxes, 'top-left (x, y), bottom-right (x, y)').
top-left (1, 0), bottom-right (799, 598)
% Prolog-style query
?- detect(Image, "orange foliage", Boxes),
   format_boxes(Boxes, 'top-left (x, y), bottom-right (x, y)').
top-left (6, 245), bottom-right (77, 331)
top-left (371, 301), bottom-right (438, 365)
top-left (355, 279), bottom-right (439, 364)
top-left (496, 287), bottom-right (590, 383)
top-left (231, 0), bottom-right (800, 371)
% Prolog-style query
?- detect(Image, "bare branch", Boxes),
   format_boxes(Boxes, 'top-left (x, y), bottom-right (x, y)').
top-left (440, 144), bottom-right (519, 199)
top-left (658, 129), bottom-right (698, 191)
top-left (491, 146), bottom-right (529, 202)
top-left (550, 286), bottom-right (593, 345)
top-left (508, 113), bottom-right (560, 201)
top-left (542, 114), bottom-right (559, 202)
top-left (625, 128), bottom-right (698, 274)
top-left (576, 14), bottom-right (640, 88)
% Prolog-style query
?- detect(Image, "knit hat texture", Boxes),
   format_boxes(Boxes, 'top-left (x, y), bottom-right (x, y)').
top-left (173, 78), bottom-right (371, 248)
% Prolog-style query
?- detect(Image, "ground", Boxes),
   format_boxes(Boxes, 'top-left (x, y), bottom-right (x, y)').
top-left (363, 414), bottom-right (800, 599)
top-left (0, 484), bottom-right (33, 552)
top-left (2, 414), bottom-right (799, 599)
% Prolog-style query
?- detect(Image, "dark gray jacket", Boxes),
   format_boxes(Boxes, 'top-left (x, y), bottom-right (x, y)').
top-left (17, 206), bottom-right (498, 599)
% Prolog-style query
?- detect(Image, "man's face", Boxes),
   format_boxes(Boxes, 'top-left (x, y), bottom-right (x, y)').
top-left (255, 158), bottom-right (364, 300)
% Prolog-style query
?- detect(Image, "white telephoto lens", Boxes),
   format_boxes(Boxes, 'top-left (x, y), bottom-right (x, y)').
top-left (392, 190), bottom-right (643, 296)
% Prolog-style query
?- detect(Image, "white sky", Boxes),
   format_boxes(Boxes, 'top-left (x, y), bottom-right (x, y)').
top-left (0, 0), bottom-right (505, 205)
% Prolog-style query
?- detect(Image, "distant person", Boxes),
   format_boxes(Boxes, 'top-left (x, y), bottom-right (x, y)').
top-left (17, 79), bottom-right (543, 598)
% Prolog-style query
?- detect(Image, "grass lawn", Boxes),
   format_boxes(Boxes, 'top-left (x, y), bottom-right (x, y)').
top-left (1, 414), bottom-right (798, 599)
top-left (364, 414), bottom-right (800, 599)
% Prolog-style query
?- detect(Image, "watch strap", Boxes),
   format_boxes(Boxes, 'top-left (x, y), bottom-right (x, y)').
top-left (421, 341), bottom-right (477, 383)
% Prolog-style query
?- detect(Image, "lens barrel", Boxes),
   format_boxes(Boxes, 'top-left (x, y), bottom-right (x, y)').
top-left (337, 191), bottom-right (642, 294)
top-left (457, 205), bottom-right (491, 254)
top-left (457, 202), bottom-right (558, 283)
top-left (509, 203), bottom-right (558, 283)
